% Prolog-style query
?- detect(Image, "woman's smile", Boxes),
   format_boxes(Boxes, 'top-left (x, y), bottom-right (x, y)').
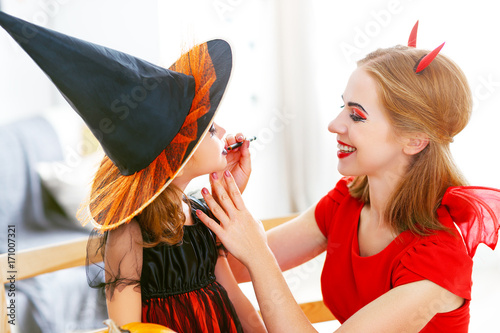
top-left (337, 140), bottom-right (357, 158)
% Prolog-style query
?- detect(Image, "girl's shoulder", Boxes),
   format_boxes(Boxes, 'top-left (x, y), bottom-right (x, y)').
top-left (106, 219), bottom-right (143, 251)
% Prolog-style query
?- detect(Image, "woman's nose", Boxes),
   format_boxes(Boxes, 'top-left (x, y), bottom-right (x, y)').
top-left (328, 111), bottom-right (347, 134)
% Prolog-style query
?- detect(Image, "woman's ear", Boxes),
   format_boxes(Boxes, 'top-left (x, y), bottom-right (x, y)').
top-left (403, 133), bottom-right (429, 155)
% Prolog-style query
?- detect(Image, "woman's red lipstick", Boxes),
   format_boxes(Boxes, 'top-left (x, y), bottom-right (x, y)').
top-left (337, 140), bottom-right (357, 158)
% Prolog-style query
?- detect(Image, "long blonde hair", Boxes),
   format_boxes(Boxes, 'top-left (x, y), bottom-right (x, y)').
top-left (350, 45), bottom-right (472, 235)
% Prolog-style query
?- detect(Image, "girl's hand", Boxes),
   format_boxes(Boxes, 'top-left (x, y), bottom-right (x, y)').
top-left (218, 133), bottom-right (252, 193)
top-left (197, 171), bottom-right (268, 267)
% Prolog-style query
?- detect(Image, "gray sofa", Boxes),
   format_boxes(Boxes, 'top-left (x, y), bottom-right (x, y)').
top-left (0, 116), bottom-right (107, 332)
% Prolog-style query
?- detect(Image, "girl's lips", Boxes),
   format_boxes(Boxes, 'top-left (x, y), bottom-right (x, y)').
top-left (337, 140), bottom-right (357, 159)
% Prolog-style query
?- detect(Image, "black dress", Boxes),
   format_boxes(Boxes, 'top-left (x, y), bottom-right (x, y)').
top-left (140, 198), bottom-right (243, 332)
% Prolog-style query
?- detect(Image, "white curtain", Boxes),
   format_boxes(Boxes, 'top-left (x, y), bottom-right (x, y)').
top-left (3, 0), bottom-right (500, 215)
top-left (274, 0), bottom-right (339, 212)
top-left (157, 0), bottom-right (297, 218)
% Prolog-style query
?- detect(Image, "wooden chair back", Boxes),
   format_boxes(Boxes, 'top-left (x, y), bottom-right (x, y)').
top-left (0, 214), bottom-right (335, 332)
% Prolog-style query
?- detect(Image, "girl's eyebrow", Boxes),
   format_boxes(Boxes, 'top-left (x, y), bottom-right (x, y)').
top-left (341, 95), bottom-right (369, 115)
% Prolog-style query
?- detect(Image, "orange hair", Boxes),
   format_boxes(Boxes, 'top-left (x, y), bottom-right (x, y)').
top-left (350, 45), bottom-right (472, 235)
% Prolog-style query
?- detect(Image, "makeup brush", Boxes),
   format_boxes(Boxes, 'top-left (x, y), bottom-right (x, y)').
top-left (226, 136), bottom-right (257, 151)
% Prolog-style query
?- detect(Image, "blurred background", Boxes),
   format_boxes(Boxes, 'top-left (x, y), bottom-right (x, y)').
top-left (1, 0), bottom-right (499, 332)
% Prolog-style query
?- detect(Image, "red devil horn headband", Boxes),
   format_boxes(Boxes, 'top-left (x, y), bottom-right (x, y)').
top-left (408, 20), bottom-right (418, 47)
top-left (407, 21), bottom-right (444, 74)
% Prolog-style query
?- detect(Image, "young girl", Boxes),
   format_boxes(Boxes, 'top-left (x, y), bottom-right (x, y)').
top-left (197, 22), bottom-right (500, 332)
top-left (81, 42), bottom-right (267, 333)
top-left (87, 121), bottom-right (265, 333)
top-left (0, 11), bottom-right (265, 332)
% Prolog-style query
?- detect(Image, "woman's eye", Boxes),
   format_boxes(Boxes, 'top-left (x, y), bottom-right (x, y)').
top-left (349, 113), bottom-right (365, 122)
top-left (349, 107), bottom-right (367, 122)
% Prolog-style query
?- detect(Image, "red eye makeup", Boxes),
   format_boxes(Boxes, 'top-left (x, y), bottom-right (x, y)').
top-left (353, 107), bottom-right (367, 120)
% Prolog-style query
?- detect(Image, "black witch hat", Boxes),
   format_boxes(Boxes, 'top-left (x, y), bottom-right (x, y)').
top-left (0, 11), bottom-right (232, 230)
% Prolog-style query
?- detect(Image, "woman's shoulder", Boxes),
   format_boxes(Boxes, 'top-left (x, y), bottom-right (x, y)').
top-left (315, 177), bottom-right (358, 237)
top-left (393, 227), bottom-right (473, 299)
top-left (323, 177), bottom-right (354, 202)
top-left (317, 177), bottom-right (358, 214)
top-left (399, 213), bottom-right (469, 260)
top-left (405, 227), bottom-right (467, 255)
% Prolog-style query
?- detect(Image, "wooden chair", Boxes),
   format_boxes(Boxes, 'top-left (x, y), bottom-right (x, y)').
top-left (0, 215), bottom-right (335, 333)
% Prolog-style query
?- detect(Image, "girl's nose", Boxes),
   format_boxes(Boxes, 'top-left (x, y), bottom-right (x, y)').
top-left (215, 123), bottom-right (226, 138)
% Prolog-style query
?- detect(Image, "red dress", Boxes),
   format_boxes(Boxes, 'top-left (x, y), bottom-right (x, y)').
top-left (140, 198), bottom-right (243, 332)
top-left (315, 178), bottom-right (500, 332)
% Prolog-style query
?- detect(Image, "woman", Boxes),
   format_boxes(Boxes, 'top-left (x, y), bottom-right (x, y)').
top-left (197, 23), bottom-right (500, 332)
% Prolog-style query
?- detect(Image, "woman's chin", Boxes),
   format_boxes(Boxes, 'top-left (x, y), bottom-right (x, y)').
top-left (337, 165), bottom-right (349, 176)
top-left (337, 166), bottom-right (361, 178)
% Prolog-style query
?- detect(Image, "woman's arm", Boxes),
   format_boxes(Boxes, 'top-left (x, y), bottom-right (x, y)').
top-left (336, 280), bottom-right (464, 333)
top-left (198, 171), bottom-right (464, 332)
top-left (228, 205), bottom-right (327, 283)
top-left (240, 253), bottom-right (462, 333)
top-left (198, 172), bottom-right (316, 332)
top-left (214, 256), bottom-right (267, 332)
top-left (226, 243), bottom-right (464, 333)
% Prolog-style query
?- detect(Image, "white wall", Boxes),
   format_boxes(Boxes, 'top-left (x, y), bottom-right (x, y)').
top-left (308, 0), bottom-right (500, 190)
top-left (0, 0), bottom-right (160, 125)
top-left (0, 1), bottom-right (53, 124)
top-left (155, 0), bottom-right (286, 218)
